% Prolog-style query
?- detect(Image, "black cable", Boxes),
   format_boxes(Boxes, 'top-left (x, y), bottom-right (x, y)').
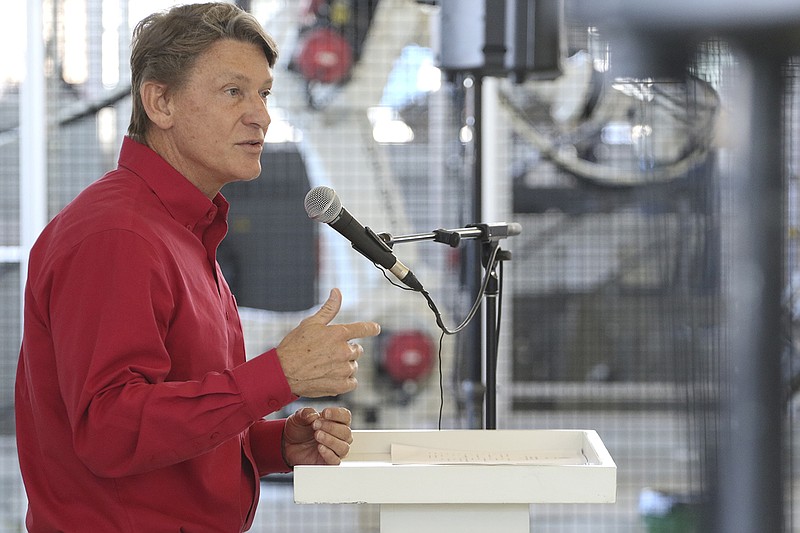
top-left (436, 330), bottom-right (446, 430)
top-left (374, 242), bottom-right (504, 429)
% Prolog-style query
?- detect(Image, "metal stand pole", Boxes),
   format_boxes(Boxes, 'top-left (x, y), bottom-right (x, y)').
top-left (717, 46), bottom-right (785, 533)
top-left (484, 253), bottom-right (500, 430)
top-left (464, 76), bottom-right (485, 430)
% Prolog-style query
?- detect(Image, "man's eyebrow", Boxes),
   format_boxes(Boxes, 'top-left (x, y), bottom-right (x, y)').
top-left (218, 71), bottom-right (273, 86)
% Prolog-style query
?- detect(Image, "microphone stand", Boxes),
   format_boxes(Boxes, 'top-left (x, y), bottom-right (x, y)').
top-left (378, 223), bottom-right (517, 430)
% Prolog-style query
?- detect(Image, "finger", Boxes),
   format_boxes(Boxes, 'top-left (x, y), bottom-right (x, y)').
top-left (321, 407), bottom-right (352, 425)
top-left (313, 415), bottom-right (354, 445)
top-left (316, 444), bottom-right (343, 465)
top-left (339, 376), bottom-right (358, 395)
top-left (348, 343), bottom-right (364, 361)
top-left (315, 429), bottom-right (352, 458)
top-left (304, 288), bottom-right (342, 326)
top-left (339, 320), bottom-right (381, 340)
top-left (332, 360), bottom-right (358, 380)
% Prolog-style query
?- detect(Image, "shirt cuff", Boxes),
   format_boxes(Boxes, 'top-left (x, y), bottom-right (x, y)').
top-left (249, 418), bottom-right (292, 474)
top-left (232, 349), bottom-right (297, 420)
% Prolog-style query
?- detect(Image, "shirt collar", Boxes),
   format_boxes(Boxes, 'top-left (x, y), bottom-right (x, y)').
top-left (117, 136), bottom-right (230, 230)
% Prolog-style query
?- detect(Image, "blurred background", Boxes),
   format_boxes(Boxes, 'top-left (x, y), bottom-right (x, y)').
top-left (2, 0), bottom-right (799, 531)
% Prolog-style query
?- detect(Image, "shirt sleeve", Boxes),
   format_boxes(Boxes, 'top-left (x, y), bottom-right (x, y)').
top-left (44, 229), bottom-right (296, 478)
top-left (248, 419), bottom-right (292, 475)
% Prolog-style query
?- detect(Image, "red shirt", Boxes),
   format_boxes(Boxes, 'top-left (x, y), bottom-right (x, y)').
top-left (16, 137), bottom-right (297, 532)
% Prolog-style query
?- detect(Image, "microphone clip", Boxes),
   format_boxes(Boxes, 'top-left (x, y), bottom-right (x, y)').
top-left (467, 222), bottom-right (521, 242)
top-left (365, 226), bottom-right (395, 253)
top-left (351, 225), bottom-right (394, 261)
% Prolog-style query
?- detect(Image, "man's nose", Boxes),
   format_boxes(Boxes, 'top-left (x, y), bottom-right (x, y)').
top-left (247, 96), bottom-right (270, 132)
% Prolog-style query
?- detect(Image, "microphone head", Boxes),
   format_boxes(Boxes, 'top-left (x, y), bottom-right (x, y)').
top-left (304, 186), bottom-right (342, 224)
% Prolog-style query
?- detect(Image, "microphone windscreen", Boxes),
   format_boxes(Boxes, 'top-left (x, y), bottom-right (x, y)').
top-left (304, 186), bottom-right (341, 223)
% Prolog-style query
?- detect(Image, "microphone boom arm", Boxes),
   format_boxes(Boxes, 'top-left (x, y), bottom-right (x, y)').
top-left (378, 222), bottom-right (522, 249)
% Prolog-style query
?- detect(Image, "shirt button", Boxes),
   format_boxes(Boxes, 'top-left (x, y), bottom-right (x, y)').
top-left (185, 224), bottom-right (192, 231)
top-left (207, 211), bottom-right (214, 220)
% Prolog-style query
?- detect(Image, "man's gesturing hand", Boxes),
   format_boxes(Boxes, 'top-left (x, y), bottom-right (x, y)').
top-left (276, 288), bottom-right (381, 398)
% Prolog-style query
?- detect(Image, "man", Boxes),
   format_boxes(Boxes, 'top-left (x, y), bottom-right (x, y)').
top-left (15, 3), bottom-right (381, 532)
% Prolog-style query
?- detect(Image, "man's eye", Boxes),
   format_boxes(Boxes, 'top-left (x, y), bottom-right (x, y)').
top-left (260, 90), bottom-right (271, 100)
top-left (226, 88), bottom-right (240, 97)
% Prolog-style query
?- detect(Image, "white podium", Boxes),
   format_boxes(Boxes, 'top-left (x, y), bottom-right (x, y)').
top-left (294, 429), bottom-right (616, 533)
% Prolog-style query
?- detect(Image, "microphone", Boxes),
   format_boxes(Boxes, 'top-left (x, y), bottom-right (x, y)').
top-left (304, 186), bottom-right (424, 291)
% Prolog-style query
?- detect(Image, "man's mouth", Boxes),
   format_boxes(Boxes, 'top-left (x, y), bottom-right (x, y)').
top-left (237, 140), bottom-right (264, 152)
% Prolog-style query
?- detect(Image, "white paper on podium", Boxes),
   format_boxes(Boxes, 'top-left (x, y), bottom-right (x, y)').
top-left (390, 443), bottom-right (591, 466)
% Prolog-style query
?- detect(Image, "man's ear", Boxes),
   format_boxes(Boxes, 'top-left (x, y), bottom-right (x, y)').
top-left (140, 81), bottom-right (174, 131)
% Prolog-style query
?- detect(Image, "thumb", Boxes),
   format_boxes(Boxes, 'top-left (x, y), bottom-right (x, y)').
top-left (291, 407), bottom-right (320, 426)
top-left (285, 408), bottom-right (320, 444)
top-left (305, 288), bottom-right (342, 326)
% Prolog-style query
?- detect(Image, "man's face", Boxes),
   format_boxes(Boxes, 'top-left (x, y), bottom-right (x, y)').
top-left (160, 38), bottom-right (273, 196)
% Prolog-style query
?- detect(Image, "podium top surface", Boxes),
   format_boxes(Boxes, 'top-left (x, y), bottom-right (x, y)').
top-left (294, 429), bottom-right (616, 505)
